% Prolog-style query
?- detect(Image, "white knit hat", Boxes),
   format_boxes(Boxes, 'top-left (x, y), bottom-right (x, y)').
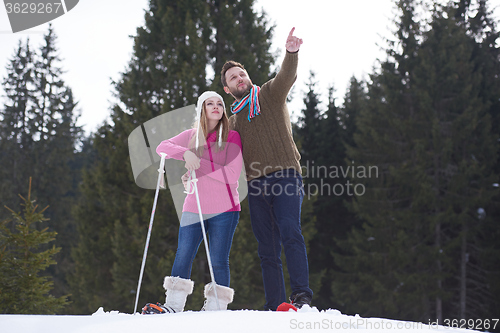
top-left (195, 91), bottom-right (226, 149)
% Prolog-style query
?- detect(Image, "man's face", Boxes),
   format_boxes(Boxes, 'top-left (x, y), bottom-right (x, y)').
top-left (224, 66), bottom-right (253, 100)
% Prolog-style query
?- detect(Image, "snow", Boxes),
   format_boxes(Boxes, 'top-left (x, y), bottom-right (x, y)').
top-left (0, 306), bottom-right (482, 333)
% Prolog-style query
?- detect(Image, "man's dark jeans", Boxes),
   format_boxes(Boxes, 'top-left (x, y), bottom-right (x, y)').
top-left (248, 169), bottom-right (313, 310)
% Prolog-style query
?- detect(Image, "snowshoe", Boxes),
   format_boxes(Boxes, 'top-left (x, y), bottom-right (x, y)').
top-left (290, 292), bottom-right (312, 309)
top-left (277, 302), bottom-right (297, 312)
top-left (141, 302), bottom-right (175, 314)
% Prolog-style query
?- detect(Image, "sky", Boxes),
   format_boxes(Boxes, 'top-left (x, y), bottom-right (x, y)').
top-left (0, 0), bottom-right (499, 135)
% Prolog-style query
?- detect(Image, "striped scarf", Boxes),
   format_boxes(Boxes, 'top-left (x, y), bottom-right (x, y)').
top-left (230, 84), bottom-right (261, 122)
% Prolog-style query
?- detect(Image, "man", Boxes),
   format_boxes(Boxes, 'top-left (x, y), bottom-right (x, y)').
top-left (221, 27), bottom-right (313, 311)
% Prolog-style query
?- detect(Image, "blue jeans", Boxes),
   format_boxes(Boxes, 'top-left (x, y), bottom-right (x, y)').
top-left (171, 211), bottom-right (239, 287)
top-left (248, 169), bottom-right (312, 310)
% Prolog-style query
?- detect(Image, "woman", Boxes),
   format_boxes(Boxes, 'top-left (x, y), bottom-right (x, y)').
top-left (143, 91), bottom-right (242, 314)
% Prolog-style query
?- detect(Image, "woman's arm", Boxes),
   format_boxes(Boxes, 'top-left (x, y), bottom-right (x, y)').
top-left (156, 129), bottom-right (193, 160)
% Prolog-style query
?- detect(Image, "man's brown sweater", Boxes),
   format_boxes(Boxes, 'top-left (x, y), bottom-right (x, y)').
top-left (229, 52), bottom-right (301, 181)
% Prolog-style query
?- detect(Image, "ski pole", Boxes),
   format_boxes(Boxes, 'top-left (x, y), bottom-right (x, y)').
top-left (133, 153), bottom-right (167, 314)
top-left (191, 170), bottom-right (221, 310)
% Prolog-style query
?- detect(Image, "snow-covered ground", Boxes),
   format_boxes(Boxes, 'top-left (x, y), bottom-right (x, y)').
top-left (0, 306), bottom-right (482, 333)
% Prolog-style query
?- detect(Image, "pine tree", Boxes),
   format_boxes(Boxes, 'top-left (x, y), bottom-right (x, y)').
top-left (288, 75), bottom-right (323, 308)
top-left (296, 80), bottom-right (342, 309)
top-left (340, 77), bottom-right (366, 148)
top-left (33, 26), bottom-right (81, 298)
top-left (312, 82), bottom-right (365, 310)
top-left (411, 3), bottom-right (497, 321)
top-left (208, 0), bottom-right (276, 94)
top-left (0, 178), bottom-right (69, 314)
top-left (331, 0), bottom-right (433, 319)
top-left (69, 0), bottom-right (276, 313)
top-left (0, 39), bottom-right (36, 218)
top-left (296, 71), bottom-right (324, 178)
top-left (293, 72), bottom-right (364, 310)
top-left (0, 25), bottom-right (82, 301)
top-left (451, 0), bottom-right (500, 320)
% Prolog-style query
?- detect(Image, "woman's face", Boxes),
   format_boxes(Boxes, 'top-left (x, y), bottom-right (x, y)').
top-left (204, 97), bottom-right (224, 123)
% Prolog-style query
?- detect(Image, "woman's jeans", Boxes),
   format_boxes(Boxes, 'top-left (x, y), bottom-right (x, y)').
top-left (171, 211), bottom-right (239, 287)
top-left (248, 169), bottom-right (312, 310)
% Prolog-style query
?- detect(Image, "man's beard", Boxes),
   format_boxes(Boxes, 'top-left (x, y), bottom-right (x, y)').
top-left (231, 84), bottom-right (251, 100)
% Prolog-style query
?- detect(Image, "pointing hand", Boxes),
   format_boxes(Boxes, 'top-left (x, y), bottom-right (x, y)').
top-left (286, 27), bottom-right (303, 53)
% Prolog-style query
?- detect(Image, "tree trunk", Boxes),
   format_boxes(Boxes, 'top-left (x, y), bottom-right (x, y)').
top-left (460, 225), bottom-right (467, 318)
top-left (436, 221), bottom-right (442, 323)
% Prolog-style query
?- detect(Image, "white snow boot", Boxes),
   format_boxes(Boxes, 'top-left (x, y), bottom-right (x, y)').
top-left (201, 282), bottom-right (234, 311)
top-left (163, 276), bottom-right (194, 313)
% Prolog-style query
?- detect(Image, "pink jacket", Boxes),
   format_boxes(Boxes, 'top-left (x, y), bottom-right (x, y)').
top-left (156, 129), bottom-right (242, 214)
